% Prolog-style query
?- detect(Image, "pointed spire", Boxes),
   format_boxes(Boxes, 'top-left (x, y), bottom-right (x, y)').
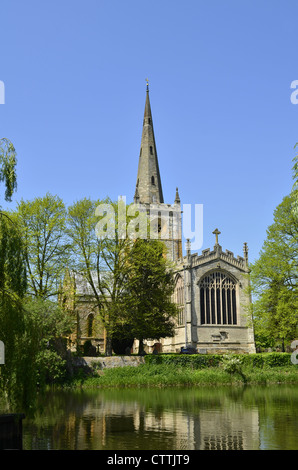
top-left (174, 187), bottom-right (180, 204)
top-left (134, 83), bottom-right (164, 205)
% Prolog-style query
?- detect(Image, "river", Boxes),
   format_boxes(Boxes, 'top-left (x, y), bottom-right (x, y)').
top-left (22, 384), bottom-right (298, 450)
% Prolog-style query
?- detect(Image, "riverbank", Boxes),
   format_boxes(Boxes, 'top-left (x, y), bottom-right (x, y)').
top-left (67, 353), bottom-right (298, 389)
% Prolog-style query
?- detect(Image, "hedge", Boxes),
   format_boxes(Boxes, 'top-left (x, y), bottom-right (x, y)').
top-left (144, 352), bottom-right (293, 369)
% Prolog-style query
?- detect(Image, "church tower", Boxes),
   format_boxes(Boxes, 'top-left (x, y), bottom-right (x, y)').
top-left (134, 82), bottom-right (182, 262)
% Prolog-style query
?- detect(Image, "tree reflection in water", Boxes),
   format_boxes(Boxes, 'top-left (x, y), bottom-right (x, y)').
top-left (22, 385), bottom-right (298, 450)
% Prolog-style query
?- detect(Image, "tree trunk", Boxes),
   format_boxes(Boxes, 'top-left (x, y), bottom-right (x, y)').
top-left (138, 338), bottom-right (144, 355)
top-left (105, 335), bottom-right (113, 356)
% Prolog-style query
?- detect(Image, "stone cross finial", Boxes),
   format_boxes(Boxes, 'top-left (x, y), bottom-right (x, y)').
top-left (212, 228), bottom-right (221, 245)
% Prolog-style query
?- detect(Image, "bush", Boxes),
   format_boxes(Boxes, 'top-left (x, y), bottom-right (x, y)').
top-left (144, 354), bottom-right (222, 368)
top-left (221, 355), bottom-right (243, 374)
top-left (36, 349), bottom-right (67, 385)
top-left (112, 324), bottom-right (134, 355)
top-left (262, 352), bottom-right (292, 368)
top-left (144, 352), bottom-right (293, 369)
top-left (83, 340), bottom-right (96, 356)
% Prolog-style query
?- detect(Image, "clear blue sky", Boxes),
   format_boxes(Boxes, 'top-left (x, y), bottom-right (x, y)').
top-left (0, 0), bottom-right (297, 263)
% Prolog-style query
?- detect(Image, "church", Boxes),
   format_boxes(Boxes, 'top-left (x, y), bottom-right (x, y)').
top-left (63, 83), bottom-right (256, 355)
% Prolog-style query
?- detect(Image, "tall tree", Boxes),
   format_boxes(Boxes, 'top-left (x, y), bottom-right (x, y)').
top-left (0, 212), bottom-right (38, 411)
top-left (0, 138), bottom-right (33, 410)
top-left (67, 197), bottom-right (130, 355)
top-left (15, 193), bottom-right (70, 299)
top-left (250, 191), bottom-right (298, 349)
top-left (122, 238), bottom-right (178, 354)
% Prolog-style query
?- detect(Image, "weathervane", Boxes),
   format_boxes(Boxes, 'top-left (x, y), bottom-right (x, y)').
top-left (146, 78), bottom-right (149, 91)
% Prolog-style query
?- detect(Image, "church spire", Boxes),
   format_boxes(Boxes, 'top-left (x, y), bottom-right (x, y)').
top-left (134, 83), bottom-right (164, 205)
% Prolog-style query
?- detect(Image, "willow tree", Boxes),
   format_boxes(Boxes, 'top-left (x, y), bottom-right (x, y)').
top-left (0, 138), bottom-right (17, 204)
top-left (0, 214), bottom-right (34, 410)
top-left (0, 139), bottom-right (41, 412)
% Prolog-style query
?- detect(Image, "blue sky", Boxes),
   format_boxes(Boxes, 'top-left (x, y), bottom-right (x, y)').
top-left (0, 0), bottom-right (297, 263)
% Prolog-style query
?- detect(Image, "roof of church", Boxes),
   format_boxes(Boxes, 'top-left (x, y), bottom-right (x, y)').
top-left (72, 271), bottom-right (110, 296)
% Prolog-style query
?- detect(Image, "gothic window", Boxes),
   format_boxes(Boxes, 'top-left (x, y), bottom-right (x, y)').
top-left (150, 146), bottom-right (153, 155)
top-left (87, 313), bottom-right (94, 337)
top-left (199, 272), bottom-right (237, 325)
top-left (151, 175), bottom-right (155, 185)
top-left (174, 275), bottom-right (185, 326)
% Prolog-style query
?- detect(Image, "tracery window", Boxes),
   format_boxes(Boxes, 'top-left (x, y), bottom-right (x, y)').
top-left (174, 275), bottom-right (185, 326)
top-left (199, 272), bottom-right (237, 325)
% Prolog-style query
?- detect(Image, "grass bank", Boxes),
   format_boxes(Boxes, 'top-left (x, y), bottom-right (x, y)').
top-left (69, 353), bottom-right (298, 389)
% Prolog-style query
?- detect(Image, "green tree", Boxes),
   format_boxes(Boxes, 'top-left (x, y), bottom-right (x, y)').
top-left (23, 297), bottom-right (74, 385)
top-left (0, 139), bottom-right (40, 411)
top-left (0, 144), bottom-right (71, 410)
top-left (67, 197), bottom-right (130, 355)
top-left (122, 238), bottom-right (178, 354)
top-left (0, 213), bottom-right (39, 411)
top-left (0, 138), bottom-right (17, 204)
top-left (250, 191), bottom-right (298, 350)
top-left (292, 143), bottom-right (298, 192)
top-left (16, 193), bottom-right (70, 299)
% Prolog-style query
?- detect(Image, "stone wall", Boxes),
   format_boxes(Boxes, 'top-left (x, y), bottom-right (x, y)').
top-left (74, 355), bottom-right (145, 370)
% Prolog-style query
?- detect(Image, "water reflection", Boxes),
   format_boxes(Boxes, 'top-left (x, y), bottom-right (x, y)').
top-left (22, 385), bottom-right (298, 450)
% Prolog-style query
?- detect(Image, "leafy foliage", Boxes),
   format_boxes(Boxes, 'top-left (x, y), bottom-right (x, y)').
top-left (292, 143), bottom-right (298, 192)
top-left (0, 215), bottom-right (37, 411)
top-left (16, 193), bottom-right (70, 299)
top-left (121, 239), bottom-right (178, 353)
top-left (221, 355), bottom-right (243, 375)
top-left (67, 198), bottom-right (133, 355)
top-left (0, 138), bottom-right (17, 203)
top-left (111, 323), bottom-right (134, 355)
top-left (250, 191), bottom-right (298, 348)
top-left (145, 352), bottom-right (292, 369)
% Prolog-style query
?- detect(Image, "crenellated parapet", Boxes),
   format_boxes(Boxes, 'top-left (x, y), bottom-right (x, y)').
top-left (189, 245), bottom-right (247, 272)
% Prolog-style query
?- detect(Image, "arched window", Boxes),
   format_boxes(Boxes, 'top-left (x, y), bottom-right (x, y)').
top-left (87, 313), bottom-right (94, 337)
top-left (151, 175), bottom-right (155, 185)
top-left (150, 146), bottom-right (153, 155)
top-left (174, 275), bottom-right (185, 326)
top-left (199, 272), bottom-right (237, 325)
